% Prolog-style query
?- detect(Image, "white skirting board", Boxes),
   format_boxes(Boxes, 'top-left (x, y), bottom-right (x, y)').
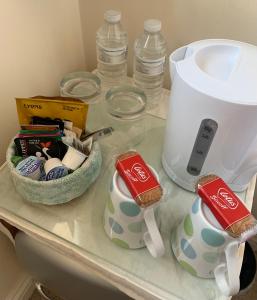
top-left (5, 275), bottom-right (34, 300)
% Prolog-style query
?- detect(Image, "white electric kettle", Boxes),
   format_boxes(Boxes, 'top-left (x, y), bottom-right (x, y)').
top-left (162, 39), bottom-right (257, 192)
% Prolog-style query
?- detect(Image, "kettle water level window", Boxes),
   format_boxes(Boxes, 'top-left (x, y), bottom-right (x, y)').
top-left (187, 119), bottom-right (218, 176)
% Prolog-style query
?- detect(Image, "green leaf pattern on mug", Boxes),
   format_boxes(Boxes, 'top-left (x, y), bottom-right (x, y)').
top-left (178, 260), bottom-right (197, 276)
top-left (107, 198), bottom-right (115, 214)
top-left (184, 214), bottom-right (193, 236)
top-left (112, 238), bottom-right (130, 249)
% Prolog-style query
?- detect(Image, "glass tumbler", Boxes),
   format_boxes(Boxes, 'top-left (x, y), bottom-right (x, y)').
top-left (60, 71), bottom-right (101, 104)
top-left (105, 85), bottom-right (147, 148)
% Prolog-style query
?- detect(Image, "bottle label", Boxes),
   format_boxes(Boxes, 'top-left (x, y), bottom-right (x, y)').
top-left (135, 57), bottom-right (166, 76)
top-left (46, 166), bottom-right (68, 181)
top-left (16, 156), bottom-right (42, 178)
top-left (97, 45), bottom-right (128, 64)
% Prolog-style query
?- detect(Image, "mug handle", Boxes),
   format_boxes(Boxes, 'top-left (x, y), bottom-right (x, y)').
top-left (214, 241), bottom-right (240, 296)
top-left (143, 206), bottom-right (165, 258)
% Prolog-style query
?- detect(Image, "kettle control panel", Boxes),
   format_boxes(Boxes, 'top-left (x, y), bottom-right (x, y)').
top-left (187, 119), bottom-right (218, 176)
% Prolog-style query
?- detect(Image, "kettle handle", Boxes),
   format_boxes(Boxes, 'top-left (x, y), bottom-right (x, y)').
top-left (170, 46), bottom-right (193, 81)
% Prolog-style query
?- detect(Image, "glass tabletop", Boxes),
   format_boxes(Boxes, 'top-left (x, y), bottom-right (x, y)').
top-left (0, 97), bottom-right (248, 300)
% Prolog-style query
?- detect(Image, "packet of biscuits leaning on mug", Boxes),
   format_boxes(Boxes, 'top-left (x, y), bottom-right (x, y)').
top-left (196, 174), bottom-right (257, 242)
top-left (114, 151), bottom-right (165, 257)
top-left (115, 151), bottom-right (163, 207)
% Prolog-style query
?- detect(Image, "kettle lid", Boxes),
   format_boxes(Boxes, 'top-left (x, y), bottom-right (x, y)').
top-left (173, 39), bottom-right (257, 105)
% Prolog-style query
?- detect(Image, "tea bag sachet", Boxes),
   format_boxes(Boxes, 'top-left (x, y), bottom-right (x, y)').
top-left (196, 174), bottom-right (257, 242)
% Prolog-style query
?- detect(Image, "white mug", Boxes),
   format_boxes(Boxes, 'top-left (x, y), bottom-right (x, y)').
top-left (104, 166), bottom-right (165, 258)
top-left (171, 197), bottom-right (241, 296)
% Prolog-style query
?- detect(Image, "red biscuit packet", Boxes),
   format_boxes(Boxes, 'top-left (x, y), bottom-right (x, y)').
top-left (197, 175), bottom-right (256, 239)
top-left (115, 151), bottom-right (162, 208)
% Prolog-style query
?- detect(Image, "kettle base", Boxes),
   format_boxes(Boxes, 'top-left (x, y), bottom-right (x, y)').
top-left (162, 155), bottom-right (195, 192)
top-left (162, 155), bottom-right (249, 193)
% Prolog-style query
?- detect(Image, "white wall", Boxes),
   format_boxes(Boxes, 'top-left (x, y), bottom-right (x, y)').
top-left (0, 0), bottom-right (85, 165)
top-left (79, 0), bottom-right (257, 87)
top-left (0, 1), bottom-right (85, 298)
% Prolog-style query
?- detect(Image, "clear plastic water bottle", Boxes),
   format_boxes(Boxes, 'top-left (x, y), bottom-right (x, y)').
top-left (96, 10), bottom-right (128, 86)
top-left (133, 19), bottom-right (167, 105)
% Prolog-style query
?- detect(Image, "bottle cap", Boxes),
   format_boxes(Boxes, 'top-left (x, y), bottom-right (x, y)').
top-left (104, 10), bottom-right (121, 23)
top-left (144, 19), bottom-right (161, 32)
